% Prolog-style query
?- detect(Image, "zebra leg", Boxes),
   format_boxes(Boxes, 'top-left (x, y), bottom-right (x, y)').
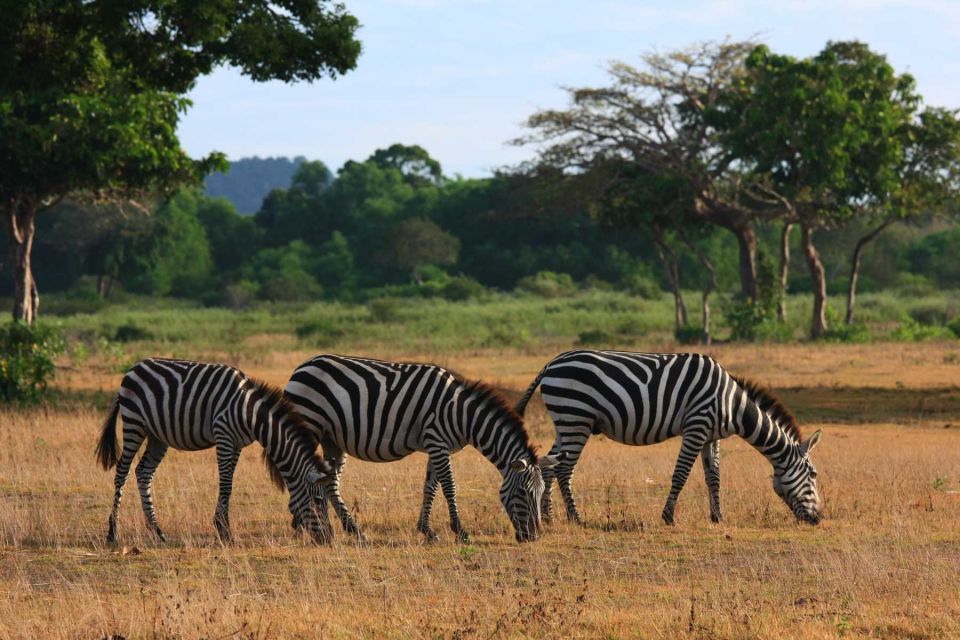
top-left (554, 427), bottom-right (591, 525)
top-left (213, 440), bottom-right (241, 543)
top-left (540, 440), bottom-right (563, 524)
top-left (416, 463), bottom-right (439, 542)
top-left (701, 440), bottom-right (722, 523)
top-left (326, 452), bottom-right (365, 542)
top-left (662, 430), bottom-right (710, 525)
top-left (106, 424), bottom-right (146, 543)
top-left (428, 449), bottom-right (469, 543)
top-left (134, 438), bottom-right (169, 542)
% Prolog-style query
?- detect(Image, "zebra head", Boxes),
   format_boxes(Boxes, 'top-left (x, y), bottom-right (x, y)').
top-left (772, 430), bottom-right (823, 525)
top-left (502, 454), bottom-right (564, 542)
top-left (289, 462), bottom-right (335, 543)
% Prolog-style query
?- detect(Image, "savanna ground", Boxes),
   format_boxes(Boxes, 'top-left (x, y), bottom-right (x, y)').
top-left (3, 293), bottom-right (960, 638)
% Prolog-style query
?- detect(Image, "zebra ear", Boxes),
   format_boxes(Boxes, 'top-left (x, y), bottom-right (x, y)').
top-left (537, 453), bottom-right (563, 469)
top-left (800, 430), bottom-right (823, 455)
top-left (306, 467), bottom-right (330, 485)
top-left (510, 459), bottom-right (530, 472)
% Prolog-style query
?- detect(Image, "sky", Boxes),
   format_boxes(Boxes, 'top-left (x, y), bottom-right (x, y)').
top-left (178, 0), bottom-right (960, 178)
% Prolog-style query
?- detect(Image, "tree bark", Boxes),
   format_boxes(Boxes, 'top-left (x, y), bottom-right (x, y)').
top-left (681, 235), bottom-right (716, 345)
top-left (4, 201), bottom-right (40, 324)
top-left (801, 224), bottom-right (827, 339)
top-left (778, 223), bottom-right (793, 322)
top-left (732, 224), bottom-right (758, 300)
top-left (653, 235), bottom-right (688, 333)
top-left (846, 218), bottom-right (894, 325)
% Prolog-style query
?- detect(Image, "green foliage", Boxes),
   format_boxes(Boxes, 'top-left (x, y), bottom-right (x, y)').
top-left (823, 322), bottom-right (872, 344)
top-left (674, 325), bottom-right (706, 345)
top-left (576, 329), bottom-right (614, 347)
top-left (440, 276), bottom-right (488, 301)
top-left (891, 316), bottom-right (957, 341)
top-left (368, 298), bottom-right (401, 323)
top-left (907, 227), bottom-right (960, 287)
top-left (516, 272), bottom-right (578, 298)
top-left (0, 323), bottom-right (66, 403)
top-left (722, 252), bottom-right (782, 341)
top-left (112, 323), bottom-right (153, 343)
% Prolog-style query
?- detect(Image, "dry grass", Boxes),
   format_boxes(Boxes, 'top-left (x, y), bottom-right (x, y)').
top-left (3, 343), bottom-right (960, 638)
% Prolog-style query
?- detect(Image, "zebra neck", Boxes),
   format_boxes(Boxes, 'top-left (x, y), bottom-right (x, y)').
top-left (731, 390), bottom-right (796, 469)
top-left (469, 416), bottom-right (532, 476)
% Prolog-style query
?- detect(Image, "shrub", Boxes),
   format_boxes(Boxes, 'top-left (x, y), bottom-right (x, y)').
top-left (948, 318), bottom-right (960, 339)
top-left (891, 316), bottom-right (957, 342)
top-left (112, 323), bottom-right (153, 343)
top-left (620, 271), bottom-right (662, 300)
top-left (674, 325), bottom-right (705, 345)
top-left (823, 322), bottom-right (872, 344)
top-left (576, 329), bottom-right (614, 346)
top-left (441, 276), bottom-right (487, 301)
top-left (516, 271), bottom-right (577, 298)
top-left (0, 323), bottom-right (66, 404)
top-left (296, 318), bottom-right (346, 347)
top-left (368, 298), bottom-right (401, 323)
top-left (908, 303), bottom-right (954, 327)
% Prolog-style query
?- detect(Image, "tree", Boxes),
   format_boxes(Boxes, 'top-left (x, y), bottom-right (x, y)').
top-left (370, 144), bottom-right (444, 187)
top-left (845, 107), bottom-right (960, 324)
top-left (386, 218), bottom-right (460, 284)
top-left (515, 41), bottom-right (774, 301)
top-left (0, 1), bottom-right (360, 323)
top-left (711, 42), bottom-right (921, 338)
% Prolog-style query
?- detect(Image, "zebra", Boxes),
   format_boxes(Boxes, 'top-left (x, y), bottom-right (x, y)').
top-left (283, 354), bottom-right (562, 543)
top-left (95, 358), bottom-right (334, 544)
top-left (515, 349), bottom-right (823, 526)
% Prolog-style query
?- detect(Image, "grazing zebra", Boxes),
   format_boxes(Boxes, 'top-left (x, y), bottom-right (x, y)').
top-left (515, 350), bottom-right (823, 526)
top-left (284, 354), bottom-right (562, 543)
top-left (95, 358), bottom-right (334, 544)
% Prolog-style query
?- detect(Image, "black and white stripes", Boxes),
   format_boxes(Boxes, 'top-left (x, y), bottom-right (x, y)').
top-left (284, 354), bottom-right (560, 542)
top-left (95, 358), bottom-right (333, 544)
top-left (516, 349), bottom-right (823, 525)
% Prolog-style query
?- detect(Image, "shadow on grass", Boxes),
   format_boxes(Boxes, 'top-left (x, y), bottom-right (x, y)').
top-left (777, 386), bottom-right (960, 423)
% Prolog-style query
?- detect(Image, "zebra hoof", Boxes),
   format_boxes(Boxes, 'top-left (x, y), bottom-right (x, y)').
top-left (710, 513), bottom-right (723, 524)
top-left (155, 528), bottom-right (167, 543)
top-left (661, 511), bottom-right (676, 526)
top-left (456, 531), bottom-right (471, 544)
top-left (419, 529), bottom-right (439, 543)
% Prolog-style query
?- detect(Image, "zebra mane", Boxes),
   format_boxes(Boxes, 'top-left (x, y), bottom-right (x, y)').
top-left (733, 376), bottom-right (803, 444)
top-left (246, 378), bottom-right (326, 491)
top-left (456, 376), bottom-right (539, 462)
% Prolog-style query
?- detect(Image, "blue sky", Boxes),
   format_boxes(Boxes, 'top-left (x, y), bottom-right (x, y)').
top-left (179, 0), bottom-right (960, 178)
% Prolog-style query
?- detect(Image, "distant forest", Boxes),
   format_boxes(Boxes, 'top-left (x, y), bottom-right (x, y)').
top-left (204, 157), bottom-right (307, 214)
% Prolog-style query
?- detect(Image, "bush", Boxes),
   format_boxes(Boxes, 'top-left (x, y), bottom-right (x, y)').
top-left (823, 322), bottom-right (872, 344)
top-left (295, 318), bottom-right (346, 347)
top-left (576, 329), bottom-right (614, 346)
top-left (0, 323), bottom-right (66, 404)
top-left (368, 298), bottom-right (401, 323)
top-left (515, 271), bottom-right (577, 298)
top-left (674, 325), bottom-right (705, 345)
top-left (949, 318), bottom-right (960, 339)
top-left (112, 323), bottom-right (153, 343)
top-left (891, 317), bottom-right (957, 342)
top-left (620, 271), bottom-right (662, 300)
top-left (441, 276), bottom-right (487, 301)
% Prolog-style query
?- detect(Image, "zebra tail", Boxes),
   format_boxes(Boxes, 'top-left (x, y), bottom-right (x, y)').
top-left (95, 398), bottom-right (120, 470)
top-left (262, 452), bottom-right (287, 493)
top-left (515, 367), bottom-right (548, 416)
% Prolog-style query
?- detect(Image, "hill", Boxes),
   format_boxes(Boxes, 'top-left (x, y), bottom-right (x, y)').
top-left (204, 156), bottom-right (305, 214)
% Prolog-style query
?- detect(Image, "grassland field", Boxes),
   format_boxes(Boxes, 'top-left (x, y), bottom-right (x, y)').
top-left (3, 293), bottom-right (960, 638)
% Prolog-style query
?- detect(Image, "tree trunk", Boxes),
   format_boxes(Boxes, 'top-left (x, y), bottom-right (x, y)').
top-left (681, 235), bottom-right (716, 345)
top-left (4, 202), bottom-right (40, 324)
top-left (733, 224), bottom-right (758, 301)
top-left (801, 224), bottom-right (827, 339)
top-left (778, 223), bottom-right (793, 322)
top-left (654, 235), bottom-right (688, 333)
top-left (846, 219), bottom-right (894, 325)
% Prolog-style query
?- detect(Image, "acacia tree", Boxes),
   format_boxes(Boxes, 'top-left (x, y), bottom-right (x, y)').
top-left (515, 41), bottom-right (779, 302)
top-left (711, 41), bottom-right (920, 338)
top-left (0, 1), bottom-right (360, 323)
top-left (845, 107), bottom-right (960, 324)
